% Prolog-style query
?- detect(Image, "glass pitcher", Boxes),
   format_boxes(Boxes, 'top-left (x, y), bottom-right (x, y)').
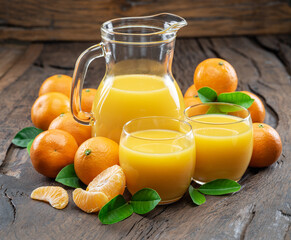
top-left (71, 13), bottom-right (187, 143)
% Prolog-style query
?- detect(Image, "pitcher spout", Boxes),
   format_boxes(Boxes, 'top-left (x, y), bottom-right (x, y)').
top-left (155, 13), bottom-right (187, 33)
top-left (101, 13), bottom-right (187, 44)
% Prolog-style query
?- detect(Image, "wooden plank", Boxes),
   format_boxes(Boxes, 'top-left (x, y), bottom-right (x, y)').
top-left (0, 44), bottom-right (43, 92)
top-left (0, 0), bottom-right (291, 41)
top-left (0, 44), bottom-right (27, 79)
top-left (0, 35), bottom-right (290, 239)
top-left (0, 44), bottom-right (43, 168)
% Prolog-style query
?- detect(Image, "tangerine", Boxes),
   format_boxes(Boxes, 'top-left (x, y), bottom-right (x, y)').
top-left (30, 129), bottom-right (78, 178)
top-left (194, 58), bottom-right (238, 95)
top-left (39, 74), bottom-right (72, 97)
top-left (49, 113), bottom-right (91, 146)
top-left (249, 123), bottom-right (282, 167)
top-left (74, 137), bottom-right (119, 185)
top-left (184, 84), bottom-right (198, 98)
top-left (241, 91), bottom-right (265, 123)
top-left (81, 88), bottom-right (97, 113)
top-left (31, 92), bottom-right (70, 130)
top-left (184, 96), bottom-right (202, 109)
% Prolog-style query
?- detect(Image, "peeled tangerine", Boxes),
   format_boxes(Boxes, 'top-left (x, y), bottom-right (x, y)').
top-left (73, 165), bottom-right (126, 213)
top-left (31, 186), bottom-right (68, 209)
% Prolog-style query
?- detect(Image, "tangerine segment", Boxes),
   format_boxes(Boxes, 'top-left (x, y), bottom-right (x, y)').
top-left (73, 188), bottom-right (109, 213)
top-left (86, 165), bottom-right (126, 200)
top-left (31, 186), bottom-right (68, 209)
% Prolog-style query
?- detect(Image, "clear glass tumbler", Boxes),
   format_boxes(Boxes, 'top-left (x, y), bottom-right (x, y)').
top-left (184, 103), bottom-right (253, 184)
top-left (119, 116), bottom-right (195, 204)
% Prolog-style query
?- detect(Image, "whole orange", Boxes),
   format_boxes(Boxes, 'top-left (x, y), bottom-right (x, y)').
top-left (81, 88), bottom-right (97, 113)
top-left (39, 74), bottom-right (72, 97)
top-left (241, 91), bottom-right (265, 123)
top-left (31, 92), bottom-right (70, 130)
top-left (30, 129), bottom-right (78, 178)
top-left (184, 96), bottom-right (202, 108)
top-left (249, 123), bottom-right (282, 168)
top-left (194, 58), bottom-right (238, 95)
top-left (49, 113), bottom-right (91, 146)
top-left (184, 84), bottom-right (198, 98)
top-left (74, 137), bottom-right (119, 185)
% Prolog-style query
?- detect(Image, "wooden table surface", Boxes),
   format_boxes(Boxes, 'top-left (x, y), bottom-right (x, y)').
top-left (0, 35), bottom-right (290, 240)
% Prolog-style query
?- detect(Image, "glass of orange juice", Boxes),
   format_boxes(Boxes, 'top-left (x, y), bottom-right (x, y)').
top-left (184, 103), bottom-right (253, 184)
top-left (119, 116), bottom-right (195, 204)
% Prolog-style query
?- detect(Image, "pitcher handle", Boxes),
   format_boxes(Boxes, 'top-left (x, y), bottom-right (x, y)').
top-left (70, 43), bottom-right (105, 125)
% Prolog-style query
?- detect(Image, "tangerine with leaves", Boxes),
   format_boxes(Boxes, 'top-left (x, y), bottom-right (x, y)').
top-left (73, 165), bottom-right (125, 213)
top-left (81, 88), bottom-right (97, 113)
top-left (31, 186), bottom-right (68, 209)
top-left (194, 58), bottom-right (238, 95)
top-left (249, 123), bottom-right (282, 167)
top-left (49, 112), bottom-right (91, 146)
top-left (74, 137), bottom-right (119, 185)
top-left (31, 92), bottom-right (70, 130)
top-left (241, 91), bottom-right (265, 123)
top-left (30, 129), bottom-right (78, 178)
top-left (39, 74), bottom-right (72, 97)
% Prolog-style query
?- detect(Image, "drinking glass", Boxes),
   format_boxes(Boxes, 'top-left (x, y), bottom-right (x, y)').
top-left (184, 103), bottom-right (253, 184)
top-left (119, 116), bottom-right (195, 204)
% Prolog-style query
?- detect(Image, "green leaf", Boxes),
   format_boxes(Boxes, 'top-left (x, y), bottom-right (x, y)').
top-left (206, 105), bottom-right (224, 114)
top-left (217, 104), bottom-right (243, 113)
top-left (189, 185), bottom-right (206, 205)
top-left (217, 92), bottom-right (254, 109)
top-left (55, 164), bottom-right (82, 188)
top-left (198, 179), bottom-right (241, 196)
top-left (130, 188), bottom-right (161, 214)
top-left (26, 139), bottom-right (34, 155)
top-left (198, 87), bottom-right (217, 103)
top-left (99, 195), bottom-right (133, 224)
top-left (12, 127), bottom-right (43, 148)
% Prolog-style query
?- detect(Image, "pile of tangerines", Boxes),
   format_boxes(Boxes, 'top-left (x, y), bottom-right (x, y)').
top-left (30, 74), bottom-right (125, 212)
top-left (28, 58), bottom-right (282, 212)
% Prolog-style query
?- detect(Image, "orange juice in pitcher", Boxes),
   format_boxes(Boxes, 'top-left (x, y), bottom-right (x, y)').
top-left (70, 14), bottom-right (187, 142)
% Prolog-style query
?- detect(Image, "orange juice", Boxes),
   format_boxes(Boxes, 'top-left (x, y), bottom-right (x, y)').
top-left (189, 114), bottom-right (253, 183)
top-left (119, 129), bottom-right (195, 204)
top-left (91, 74), bottom-right (184, 143)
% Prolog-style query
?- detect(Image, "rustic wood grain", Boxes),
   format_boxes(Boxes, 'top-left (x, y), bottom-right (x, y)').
top-left (0, 35), bottom-right (290, 239)
top-left (0, 43), bottom-right (43, 168)
top-left (0, 0), bottom-right (291, 41)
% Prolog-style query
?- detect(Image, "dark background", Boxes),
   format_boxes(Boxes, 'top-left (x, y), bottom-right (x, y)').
top-left (0, 0), bottom-right (291, 41)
